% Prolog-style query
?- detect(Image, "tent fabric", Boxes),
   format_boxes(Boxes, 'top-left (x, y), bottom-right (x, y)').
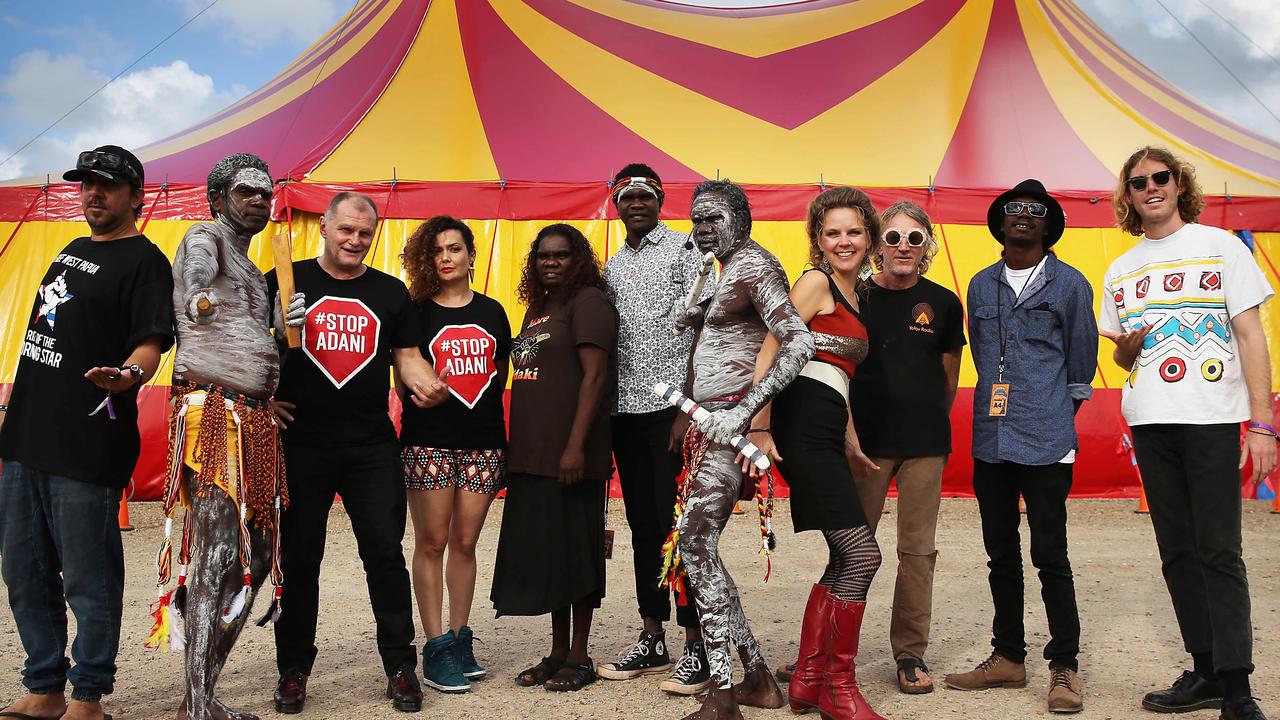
top-left (3, 0), bottom-right (1280, 501)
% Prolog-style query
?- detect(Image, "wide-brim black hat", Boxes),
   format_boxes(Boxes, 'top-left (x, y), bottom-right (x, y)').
top-left (987, 178), bottom-right (1065, 248)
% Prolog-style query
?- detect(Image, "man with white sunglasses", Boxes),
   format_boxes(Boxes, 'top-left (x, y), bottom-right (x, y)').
top-left (944, 179), bottom-right (1096, 714)
top-left (1100, 147), bottom-right (1273, 720)
top-left (849, 199), bottom-right (964, 694)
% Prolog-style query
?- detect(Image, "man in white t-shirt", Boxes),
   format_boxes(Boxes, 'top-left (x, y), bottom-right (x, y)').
top-left (1100, 146), bottom-right (1274, 720)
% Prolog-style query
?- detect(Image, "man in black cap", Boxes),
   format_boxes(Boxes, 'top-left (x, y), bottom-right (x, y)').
top-left (0, 146), bottom-right (174, 720)
top-left (943, 179), bottom-right (1096, 714)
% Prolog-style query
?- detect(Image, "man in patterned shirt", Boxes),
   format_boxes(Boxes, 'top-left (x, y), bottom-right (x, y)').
top-left (598, 163), bottom-right (712, 695)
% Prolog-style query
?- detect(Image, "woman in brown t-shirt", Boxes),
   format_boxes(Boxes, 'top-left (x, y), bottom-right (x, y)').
top-left (491, 223), bottom-right (618, 692)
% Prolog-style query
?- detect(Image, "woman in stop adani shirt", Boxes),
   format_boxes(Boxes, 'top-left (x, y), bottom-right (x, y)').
top-left (399, 216), bottom-right (512, 694)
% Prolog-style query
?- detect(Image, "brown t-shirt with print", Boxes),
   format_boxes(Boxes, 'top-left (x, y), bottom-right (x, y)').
top-left (507, 286), bottom-right (618, 480)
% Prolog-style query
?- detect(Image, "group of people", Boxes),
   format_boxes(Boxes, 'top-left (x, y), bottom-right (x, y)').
top-left (0, 142), bottom-right (1270, 720)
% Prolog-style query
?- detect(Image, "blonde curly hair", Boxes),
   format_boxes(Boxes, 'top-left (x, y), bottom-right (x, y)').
top-left (805, 186), bottom-right (880, 280)
top-left (1113, 146), bottom-right (1204, 236)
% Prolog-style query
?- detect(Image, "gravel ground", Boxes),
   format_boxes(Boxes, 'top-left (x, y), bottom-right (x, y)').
top-left (0, 498), bottom-right (1276, 719)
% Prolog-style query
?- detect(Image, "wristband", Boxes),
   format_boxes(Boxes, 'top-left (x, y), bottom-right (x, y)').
top-left (1247, 420), bottom-right (1278, 437)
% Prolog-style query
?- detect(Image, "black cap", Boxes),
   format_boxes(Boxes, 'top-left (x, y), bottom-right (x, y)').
top-left (987, 178), bottom-right (1066, 248)
top-left (63, 145), bottom-right (144, 189)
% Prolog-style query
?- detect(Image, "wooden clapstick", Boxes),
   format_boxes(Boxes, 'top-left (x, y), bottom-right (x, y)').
top-left (271, 232), bottom-right (302, 349)
top-left (196, 298), bottom-right (213, 315)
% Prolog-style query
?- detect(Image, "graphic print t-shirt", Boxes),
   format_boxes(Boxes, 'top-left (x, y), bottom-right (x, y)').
top-left (0, 235), bottom-right (174, 487)
top-left (268, 259), bottom-right (423, 446)
top-left (399, 293), bottom-right (512, 450)
top-left (1099, 223), bottom-right (1272, 426)
top-left (507, 286), bottom-right (618, 480)
top-left (852, 276), bottom-right (966, 458)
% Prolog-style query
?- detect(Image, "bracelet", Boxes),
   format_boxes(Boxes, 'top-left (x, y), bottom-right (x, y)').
top-left (1246, 427), bottom-right (1279, 441)
top-left (745, 428), bottom-right (770, 435)
top-left (1248, 420), bottom-right (1278, 437)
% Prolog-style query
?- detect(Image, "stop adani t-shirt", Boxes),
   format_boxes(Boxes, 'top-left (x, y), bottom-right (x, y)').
top-left (268, 259), bottom-right (423, 447)
top-left (0, 235), bottom-right (174, 488)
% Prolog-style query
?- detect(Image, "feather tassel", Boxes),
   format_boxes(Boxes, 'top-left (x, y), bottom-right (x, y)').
top-left (220, 574), bottom-right (253, 627)
top-left (144, 590), bottom-right (173, 652)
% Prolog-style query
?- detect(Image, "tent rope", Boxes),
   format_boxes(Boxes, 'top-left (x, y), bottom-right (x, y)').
top-left (0, 1), bottom-right (222, 176)
top-left (0, 184), bottom-right (49, 263)
top-left (934, 222), bottom-right (968, 334)
top-left (1152, 0), bottom-right (1280, 127)
top-left (138, 182), bottom-right (171, 235)
top-left (482, 179), bottom-right (507, 295)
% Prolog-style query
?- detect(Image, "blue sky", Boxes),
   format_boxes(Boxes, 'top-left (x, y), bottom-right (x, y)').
top-left (1, 0), bottom-right (1278, 181)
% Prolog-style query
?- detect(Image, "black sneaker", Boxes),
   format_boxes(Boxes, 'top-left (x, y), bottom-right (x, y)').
top-left (660, 639), bottom-right (711, 695)
top-left (597, 630), bottom-right (672, 680)
top-left (1142, 670), bottom-right (1223, 713)
top-left (1221, 697), bottom-right (1268, 720)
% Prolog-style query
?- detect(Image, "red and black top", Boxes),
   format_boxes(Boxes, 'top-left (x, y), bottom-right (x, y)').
top-left (806, 269), bottom-right (869, 378)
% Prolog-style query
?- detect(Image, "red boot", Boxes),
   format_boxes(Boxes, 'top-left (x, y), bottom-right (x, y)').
top-left (788, 584), bottom-right (831, 713)
top-left (820, 598), bottom-right (885, 720)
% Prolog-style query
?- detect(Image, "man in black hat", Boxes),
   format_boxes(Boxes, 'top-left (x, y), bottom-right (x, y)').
top-left (943, 179), bottom-right (1096, 714)
top-left (0, 146), bottom-right (174, 720)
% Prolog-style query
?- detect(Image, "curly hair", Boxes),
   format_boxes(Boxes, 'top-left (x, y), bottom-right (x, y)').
top-left (1113, 146), bottom-right (1204, 236)
top-left (692, 179), bottom-right (752, 238)
top-left (206, 153), bottom-right (270, 218)
top-left (516, 223), bottom-right (607, 313)
top-left (805, 186), bottom-right (881, 279)
top-left (402, 215), bottom-right (476, 303)
top-left (875, 199), bottom-right (938, 276)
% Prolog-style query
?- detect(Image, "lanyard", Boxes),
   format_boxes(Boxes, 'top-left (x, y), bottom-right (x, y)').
top-left (995, 255), bottom-right (1046, 382)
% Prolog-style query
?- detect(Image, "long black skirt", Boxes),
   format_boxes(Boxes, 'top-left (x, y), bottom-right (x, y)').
top-left (490, 472), bottom-right (607, 616)
top-left (772, 375), bottom-right (869, 533)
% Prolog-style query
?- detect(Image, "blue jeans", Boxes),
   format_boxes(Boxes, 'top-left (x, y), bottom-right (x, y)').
top-left (0, 460), bottom-right (124, 701)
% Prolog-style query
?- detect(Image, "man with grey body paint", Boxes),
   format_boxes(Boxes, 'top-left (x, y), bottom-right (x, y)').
top-left (674, 179), bottom-right (815, 720)
top-left (169, 153), bottom-right (304, 720)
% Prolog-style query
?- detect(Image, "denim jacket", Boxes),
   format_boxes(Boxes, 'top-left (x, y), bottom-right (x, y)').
top-left (968, 253), bottom-right (1098, 466)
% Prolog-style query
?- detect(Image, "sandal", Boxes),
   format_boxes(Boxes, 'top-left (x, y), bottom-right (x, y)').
top-left (516, 656), bottom-right (564, 687)
top-left (545, 660), bottom-right (598, 692)
top-left (897, 658), bottom-right (934, 694)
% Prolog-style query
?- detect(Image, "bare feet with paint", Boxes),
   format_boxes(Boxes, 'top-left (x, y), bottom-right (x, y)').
top-left (731, 665), bottom-right (786, 709)
top-left (680, 687), bottom-right (745, 720)
top-left (176, 696), bottom-right (260, 720)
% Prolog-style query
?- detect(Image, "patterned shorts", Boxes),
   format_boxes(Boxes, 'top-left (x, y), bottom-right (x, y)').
top-left (402, 447), bottom-right (507, 494)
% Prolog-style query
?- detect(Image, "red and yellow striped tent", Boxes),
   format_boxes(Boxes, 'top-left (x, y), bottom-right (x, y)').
top-left (3, 0), bottom-right (1280, 500)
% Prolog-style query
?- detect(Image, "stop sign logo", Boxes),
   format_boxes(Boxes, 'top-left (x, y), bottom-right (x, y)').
top-left (430, 324), bottom-right (497, 409)
top-left (303, 296), bottom-right (381, 388)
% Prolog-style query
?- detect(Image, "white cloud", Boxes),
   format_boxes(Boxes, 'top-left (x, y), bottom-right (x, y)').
top-left (0, 53), bottom-right (246, 181)
top-left (178, 0), bottom-right (346, 50)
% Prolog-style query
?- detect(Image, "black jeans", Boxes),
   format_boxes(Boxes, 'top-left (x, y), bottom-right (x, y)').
top-left (1131, 423), bottom-right (1253, 673)
top-left (275, 440), bottom-right (416, 676)
top-left (612, 408), bottom-right (698, 629)
top-left (972, 459), bottom-right (1080, 670)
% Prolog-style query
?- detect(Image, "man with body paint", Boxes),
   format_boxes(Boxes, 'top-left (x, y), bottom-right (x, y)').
top-left (671, 179), bottom-right (814, 720)
top-left (163, 152), bottom-right (305, 720)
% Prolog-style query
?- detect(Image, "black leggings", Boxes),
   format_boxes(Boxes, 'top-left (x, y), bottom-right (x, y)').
top-left (818, 526), bottom-right (881, 601)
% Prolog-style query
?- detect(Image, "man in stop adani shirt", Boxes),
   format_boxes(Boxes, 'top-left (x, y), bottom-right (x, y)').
top-left (265, 192), bottom-right (447, 714)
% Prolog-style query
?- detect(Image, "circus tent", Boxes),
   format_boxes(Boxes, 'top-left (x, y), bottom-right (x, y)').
top-left (2, 0), bottom-right (1280, 500)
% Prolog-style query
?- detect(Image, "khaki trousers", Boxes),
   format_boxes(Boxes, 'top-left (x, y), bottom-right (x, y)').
top-left (855, 455), bottom-right (946, 662)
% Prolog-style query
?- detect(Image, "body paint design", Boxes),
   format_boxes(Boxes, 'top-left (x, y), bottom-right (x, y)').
top-left (170, 156), bottom-right (281, 720)
top-left (677, 187), bottom-right (815, 692)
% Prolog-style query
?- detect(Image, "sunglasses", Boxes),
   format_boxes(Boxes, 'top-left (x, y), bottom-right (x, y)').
top-left (1003, 201), bottom-right (1047, 218)
top-left (882, 228), bottom-right (928, 247)
top-left (1125, 169), bottom-right (1173, 192)
top-left (77, 150), bottom-right (140, 185)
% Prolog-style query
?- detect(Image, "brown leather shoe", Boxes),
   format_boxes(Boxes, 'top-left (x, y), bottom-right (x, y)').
top-left (943, 651), bottom-right (1027, 690)
top-left (386, 668), bottom-right (423, 712)
top-left (274, 671), bottom-right (308, 714)
top-left (1047, 667), bottom-right (1083, 713)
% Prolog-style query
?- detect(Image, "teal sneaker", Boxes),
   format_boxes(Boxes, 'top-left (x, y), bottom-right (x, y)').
top-left (454, 625), bottom-right (487, 680)
top-left (421, 631), bottom-right (470, 693)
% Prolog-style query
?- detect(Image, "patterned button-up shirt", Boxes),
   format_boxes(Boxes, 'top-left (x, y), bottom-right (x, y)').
top-left (605, 222), bottom-right (714, 414)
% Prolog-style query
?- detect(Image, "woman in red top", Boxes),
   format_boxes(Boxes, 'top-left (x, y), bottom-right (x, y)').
top-left (748, 186), bottom-right (885, 720)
